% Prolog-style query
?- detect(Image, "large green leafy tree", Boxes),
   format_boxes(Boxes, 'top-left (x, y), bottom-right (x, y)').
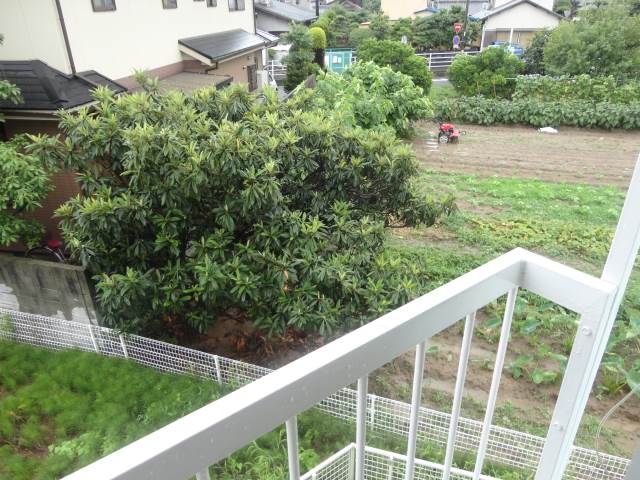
top-left (0, 137), bottom-right (55, 248)
top-left (356, 39), bottom-right (432, 94)
top-left (544, 3), bottom-right (640, 80)
top-left (28, 81), bottom-right (450, 336)
top-left (448, 47), bottom-right (524, 98)
top-left (413, 7), bottom-right (481, 51)
top-left (312, 6), bottom-right (367, 47)
top-left (0, 34), bottom-right (55, 249)
top-left (0, 35), bottom-right (22, 123)
top-left (283, 24), bottom-right (317, 91)
top-left (306, 62), bottom-right (433, 137)
top-left (522, 29), bottom-right (552, 74)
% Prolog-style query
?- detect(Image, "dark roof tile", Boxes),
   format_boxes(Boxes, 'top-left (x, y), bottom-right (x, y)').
top-left (0, 60), bottom-right (126, 112)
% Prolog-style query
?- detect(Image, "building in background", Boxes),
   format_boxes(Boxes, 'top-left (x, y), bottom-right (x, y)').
top-left (256, 0), bottom-right (318, 35)
top-left (473, 0), bottom-right (561, 48)
top-left (380, 0), bottom-right (431, 20)
top-left (0, 0), bottom-right (274, 92)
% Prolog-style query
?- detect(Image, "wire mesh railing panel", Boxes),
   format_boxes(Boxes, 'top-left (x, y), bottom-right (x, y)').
top-left (0, 308), bottom-right (630, 480)
top-left (301, 445), bottom-right (354, 480)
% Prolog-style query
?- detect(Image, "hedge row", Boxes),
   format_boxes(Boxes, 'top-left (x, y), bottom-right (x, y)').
top-left (434, 97), bottom-right (640, 129)
top-left (513, 75), bottom-right (640, 104)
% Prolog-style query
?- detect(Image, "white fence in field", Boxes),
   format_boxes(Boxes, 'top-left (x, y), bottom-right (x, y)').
top-left (265, 50), bottom-right (479, 81)
top-left (0, 305), bottom-right (631, 480)
top-left (416, 51), bottom-right (480, 70)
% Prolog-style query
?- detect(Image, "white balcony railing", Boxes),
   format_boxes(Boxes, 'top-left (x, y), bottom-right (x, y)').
top-left (53, 157), bottom-right (640, 480)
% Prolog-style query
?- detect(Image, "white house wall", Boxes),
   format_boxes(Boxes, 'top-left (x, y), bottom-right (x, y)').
top-left (380, 0), bottom-right (429, 20)
top-left (0, 0), bottom-right (71, 73)
top-left (484, 3), bottom-right (559, 30)
top-left (58, 0), bottom-right (256, 81)
top-left (492, 0), bottom-right (555, 15)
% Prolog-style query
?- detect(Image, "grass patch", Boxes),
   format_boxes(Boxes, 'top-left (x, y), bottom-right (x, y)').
top-left (404, 170), bottom-right (640, 404)
top-left (1, 341), bottom-right (538, 479)
top-left (429, 83), bottom-right (458, 103)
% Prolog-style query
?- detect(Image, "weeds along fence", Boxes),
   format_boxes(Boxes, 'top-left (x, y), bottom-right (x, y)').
top-left (0, 308), bottom-right (630, 480)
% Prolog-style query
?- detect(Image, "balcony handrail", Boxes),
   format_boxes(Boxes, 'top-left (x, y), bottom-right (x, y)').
top-left (63, 248), bottom-right (621, 480)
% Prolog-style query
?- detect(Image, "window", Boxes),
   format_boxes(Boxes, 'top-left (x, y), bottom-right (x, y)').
top-left (162, 0), bottom-right (178, 8)
top-left (207, 0), bottom-right (217, 6)
top-left (228, 0), bottom-right (244, 11)
top-left (92, 0), bottom-right (116, 11)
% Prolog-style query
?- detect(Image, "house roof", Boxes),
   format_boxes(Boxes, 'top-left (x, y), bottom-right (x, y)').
top-left (256, 28), bottom-right (280, 46)
top-left (178, 29), bottom-right (268, 63)
top-left (471, 0), bottom-right (562, 20)
top-left (255, 1), bottom-right (317, 22)
top-left (0, 60), bottom-right (126, 112)
top-left (414, 6), bottom-right (440, 13)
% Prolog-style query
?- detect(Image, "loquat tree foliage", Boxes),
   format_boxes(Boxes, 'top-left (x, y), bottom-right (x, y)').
top-left (0, 39), bottom-right (55, 249)
top-left (28, 74), bottom-right (452, 337)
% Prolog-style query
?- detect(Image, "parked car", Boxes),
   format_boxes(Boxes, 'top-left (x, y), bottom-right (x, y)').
top-left (489, 40), bottom-right (525, 57)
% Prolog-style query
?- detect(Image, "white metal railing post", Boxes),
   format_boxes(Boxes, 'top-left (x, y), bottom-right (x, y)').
top-left (355, 376), bottom-right (369, 480)
top-left (443, 312), bottom-right (477, 480)
top-left (473, 288), bottom-right (519, 479)
top-left (88, 325), bottom-right (99, 353)
top-left (213, 355), bottom-right (222, 384)
top-left (405, 341), bottom-right (427, 480)
top-left (428, 53), bottom-right (432, 70)
top-left (195, 469), bottom-right (210, 480)
top-left (286, 416), bottom-right (301, 480)
top-left (118, 333), bottom-right (129, 358)
top-left (535, 157), bottom-right (640, 479)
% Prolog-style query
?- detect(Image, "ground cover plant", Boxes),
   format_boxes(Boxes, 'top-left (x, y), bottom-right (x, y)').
top-left (28, 71), bottom-right (445, 338)
top-left (1, 340), bottom-right (547, 479)
top-left (407, 171), bottom-right (640, 401)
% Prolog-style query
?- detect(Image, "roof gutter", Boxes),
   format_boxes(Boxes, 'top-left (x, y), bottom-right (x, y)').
top-left (54, 0), bottom-right (76, 74)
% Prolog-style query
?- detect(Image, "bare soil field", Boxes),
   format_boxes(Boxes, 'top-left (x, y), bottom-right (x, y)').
top-left (413, 121), bottom-right (640, 189)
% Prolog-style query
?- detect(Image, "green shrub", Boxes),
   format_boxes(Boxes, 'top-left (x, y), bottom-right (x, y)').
top-left (434, 96), bottom-right (640, 129)
top-left (305, 61), bottom-right (432, 137)
top-left (356, 39), bottom-right (432, 94)
top-left (282, 24), bottom-right (317, 91)
top-left (28, 80), bottom-right (447, 336)
top-left (448, 47), bottom-right (523, 98)
top-left (308, 26), bottom-right (327, 50)
top-left (543, 3), bottom-right (640, 81)
top-left (349, 27), bottom-right (375, 48)
top-left (513, 75), bottom-right (640, 104)
top-left (0, 136), bottom-right (56, 248)
top-left (522, 29), bottom-right (551, 75)
top-left (413, 6), bottom-right (481, 50)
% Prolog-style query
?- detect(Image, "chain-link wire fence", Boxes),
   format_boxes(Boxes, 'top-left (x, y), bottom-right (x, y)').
top-left (0, 308), bottom-right (630, 479)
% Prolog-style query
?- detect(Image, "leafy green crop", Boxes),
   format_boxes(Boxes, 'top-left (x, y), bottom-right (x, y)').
top-left (434, 96), bottom-right (640, 129)
top-left (513, 75), bottom-right (640, 104)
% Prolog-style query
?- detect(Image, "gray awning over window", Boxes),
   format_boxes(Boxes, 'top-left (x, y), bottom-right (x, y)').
top-left (178, 29), bottom-right (267, 65)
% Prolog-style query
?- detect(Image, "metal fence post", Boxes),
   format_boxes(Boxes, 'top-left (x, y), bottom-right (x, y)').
top-left (473, 288), bottom-right (518, 480)
top-left (286, 416), bottom-right (301, 480)
top-left (87, 325), bottom-right (99, 353)
top-left (443, 312), bottom-right (476, 480)
top-left (405, 341), bottom-right (427, 480)
top-left (118, 333), bottom-right (129, 358)
top-left (213, 355), bottom-right (222, 384)
top-left (355, 376), bottom-right (368, 480)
